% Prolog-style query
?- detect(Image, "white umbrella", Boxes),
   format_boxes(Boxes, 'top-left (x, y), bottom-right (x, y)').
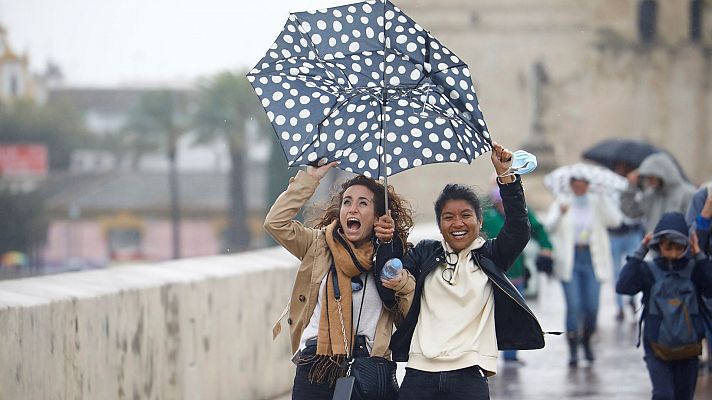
top-left (544, 163), bottom-right (628, 197)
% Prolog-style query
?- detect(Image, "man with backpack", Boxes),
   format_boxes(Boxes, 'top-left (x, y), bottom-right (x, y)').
top-left (616, 212), bottom-right (712, 400)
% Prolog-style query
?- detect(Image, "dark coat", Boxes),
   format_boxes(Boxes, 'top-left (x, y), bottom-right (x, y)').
top-left (616, 211), bottom-right (712, 352)
top-left (389, 176), bottom-right (545, 362)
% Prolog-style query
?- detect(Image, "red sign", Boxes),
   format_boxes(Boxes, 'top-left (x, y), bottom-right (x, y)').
top-left (0, 144), bottom-right (48, 177)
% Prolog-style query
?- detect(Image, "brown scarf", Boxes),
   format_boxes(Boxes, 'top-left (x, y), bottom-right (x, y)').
top-left (307, 220), bottom-right (374, 384)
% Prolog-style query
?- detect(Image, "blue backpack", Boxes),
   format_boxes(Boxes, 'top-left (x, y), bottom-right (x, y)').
top-left (642, 260), bottom-right (704, 361)
top-left (643, 260), bottom-right (703, 361)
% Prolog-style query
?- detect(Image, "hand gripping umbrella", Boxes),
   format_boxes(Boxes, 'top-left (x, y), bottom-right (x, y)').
top-left (248, 0), bottom-right (492, 209)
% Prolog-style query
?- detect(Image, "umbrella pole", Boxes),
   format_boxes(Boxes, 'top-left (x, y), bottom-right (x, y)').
top-left (383, 114), bottom-right (388, 213)
top-left (381, 0), bottom-right (389, 214)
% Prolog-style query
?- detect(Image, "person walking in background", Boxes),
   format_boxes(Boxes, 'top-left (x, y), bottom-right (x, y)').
top-left (483, 181), bottom-right (553, 365)
top-left (687, 182), bottom-right (712, 256)
top-left (616, 212), bottom-right (712, 400)
top-left (608, 162), bottom-right (646, 322)
top-left (389, 142), bottom-right (545, 400)
top-left (621, 152), bottom-right (696, 234)
top-left (545, 176), bottom-right (622, 367)
top-left (686, 182), bottom-right (712, 372)
top-left (609, 212), bottom-right (645, 322)
top-left (264, 163), bottom-right (415, 399)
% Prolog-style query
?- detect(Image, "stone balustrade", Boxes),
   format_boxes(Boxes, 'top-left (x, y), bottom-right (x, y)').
top-left (0, 247), bottom-right (298, 400)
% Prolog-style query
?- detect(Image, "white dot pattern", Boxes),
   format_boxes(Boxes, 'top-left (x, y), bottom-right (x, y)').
top-left (247, 0), bottom-right (491, 179)
top-left (544, 163), bottom-right (628, 197)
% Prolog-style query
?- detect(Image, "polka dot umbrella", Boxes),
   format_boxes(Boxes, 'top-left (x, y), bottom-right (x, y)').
top-left (248, 0), bottom-right (492, 205)
top-left (543, 163), bottom-right (628, 198)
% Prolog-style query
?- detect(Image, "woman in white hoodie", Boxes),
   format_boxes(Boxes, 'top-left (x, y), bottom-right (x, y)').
top-left (545, 176), bottom-right (622, 367)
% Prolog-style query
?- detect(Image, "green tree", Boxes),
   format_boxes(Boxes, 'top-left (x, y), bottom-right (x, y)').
top-left (194, 71), bottom-right (269, 251)
top-left (0, 100), bottom-right (91, 170)
top-left (124, 90), bottom-right (189, 259)
top-left (0, 185), bottom-right (49, 267)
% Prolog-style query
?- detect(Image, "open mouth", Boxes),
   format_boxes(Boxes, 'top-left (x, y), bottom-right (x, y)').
top-left (346, 217), bottom-right (361, 232)
top-left (450, 230), bottom-right (468, 238)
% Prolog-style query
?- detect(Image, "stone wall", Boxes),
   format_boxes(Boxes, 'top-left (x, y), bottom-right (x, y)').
top-left (0, 248), bottom-right (298, 400)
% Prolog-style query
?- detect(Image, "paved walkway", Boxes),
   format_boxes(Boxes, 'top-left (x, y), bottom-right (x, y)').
top-left (271, 276), bottom-right (712, 399)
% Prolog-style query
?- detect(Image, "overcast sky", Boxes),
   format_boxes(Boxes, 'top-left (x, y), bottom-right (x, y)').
top-left (0, 0), bottom-right (356, 87)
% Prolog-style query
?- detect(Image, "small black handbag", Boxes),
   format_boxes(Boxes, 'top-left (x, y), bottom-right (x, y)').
top-left (348, 355), bottom-right (398, 400)
top-left (330, 266), bottom-right (399, 400)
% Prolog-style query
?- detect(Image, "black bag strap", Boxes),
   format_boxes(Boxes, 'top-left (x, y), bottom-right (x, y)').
top-left (330, 263), bottom-right (368, 359)
top-left (333, 229), bottom-right (369, 274)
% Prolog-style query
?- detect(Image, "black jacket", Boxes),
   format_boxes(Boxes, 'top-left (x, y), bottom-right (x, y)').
top-left (389, 176), bottom-right (545, 362)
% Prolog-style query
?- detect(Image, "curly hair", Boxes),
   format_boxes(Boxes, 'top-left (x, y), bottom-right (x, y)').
top-left (312, 175), bottom-right (414, 252)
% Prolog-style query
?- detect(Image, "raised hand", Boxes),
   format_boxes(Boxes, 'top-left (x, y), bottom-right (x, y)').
top-left (626, 170), bottom-right (640, 187)
top-left (490, 141), bottom-right (514, 182)
top-left (690, 231), bottom-right (701, 255)
top-left (306, 161), bottom-right (337, 181)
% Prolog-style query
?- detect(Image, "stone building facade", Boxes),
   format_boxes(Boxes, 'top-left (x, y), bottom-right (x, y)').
top-left (385, 0), bottom-right (712, 215)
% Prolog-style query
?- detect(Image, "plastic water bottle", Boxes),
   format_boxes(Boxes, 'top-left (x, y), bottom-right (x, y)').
top-left (381, 258), bottom-right (403, 280)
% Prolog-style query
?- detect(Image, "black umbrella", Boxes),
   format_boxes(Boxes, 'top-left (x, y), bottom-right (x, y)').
top-left (248, 0), bottom-right (492, 207)
top-left (582, 139), bottom-right (659, 172)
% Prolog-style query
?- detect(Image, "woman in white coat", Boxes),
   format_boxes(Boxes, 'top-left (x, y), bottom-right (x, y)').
top-left (545, 177), bottom-right (622, 367)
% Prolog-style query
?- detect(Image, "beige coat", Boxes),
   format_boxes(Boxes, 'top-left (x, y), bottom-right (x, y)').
top-left (264, 170), bottom-right (415, 358)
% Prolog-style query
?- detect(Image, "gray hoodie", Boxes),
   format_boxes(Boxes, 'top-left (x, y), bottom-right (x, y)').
top-left (620, 153), bottom-right (696, 233)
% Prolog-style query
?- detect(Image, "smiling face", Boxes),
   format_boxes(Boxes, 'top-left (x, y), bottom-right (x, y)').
top-left (439, 199), bottom-right (481, 252)
top-left (339, 184), bottom-right (377, 247)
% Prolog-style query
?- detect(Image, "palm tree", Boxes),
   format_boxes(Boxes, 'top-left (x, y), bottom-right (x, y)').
top-left (193, 71), bottom-right (266, 252)
top-left (124, 90), bottom-right (189, 259)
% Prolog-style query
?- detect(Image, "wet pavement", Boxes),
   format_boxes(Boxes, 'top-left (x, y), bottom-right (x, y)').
top-left (272, 277), bottom-right (712, 399)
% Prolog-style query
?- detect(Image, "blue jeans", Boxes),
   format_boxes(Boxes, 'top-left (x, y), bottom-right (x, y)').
top-left (609, 229), bottom-right (643, 310)
top-left (292, 345), bottom-right (334, 400)
top-left (399, 366), bottom-right (490, 400)
top-left (644, 354), bottom-right (698, 400)
top-left (561, 248), bottom-right (600, 333)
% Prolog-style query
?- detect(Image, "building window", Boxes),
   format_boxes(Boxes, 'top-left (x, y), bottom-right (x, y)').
top-left (690, 0), bottom-right (703, 42)
top-left (639, 0), bottom-right (658, 43)
top-left (108, 228), bottom-right (143, 261)
top-left (10, 75), bottom-right (18, 96)
top-left (102, 212), bottom-right (145, 261)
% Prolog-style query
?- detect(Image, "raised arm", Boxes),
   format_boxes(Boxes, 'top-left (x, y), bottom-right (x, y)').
top-left (620, 171), bottom-right (645, 219)
top-left (615, 234), bottom-right (651, 295)
top-left (263, 163), bottom-right (336, 259)
top-left (489, 142), bottom-right (531, 270)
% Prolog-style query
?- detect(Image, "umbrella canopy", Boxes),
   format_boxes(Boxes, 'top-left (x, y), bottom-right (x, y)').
top-left (544, 163), bottom-right (628, 197)
top-left (248, 0), bottom-right (492, 180)
top-left (582, 139), bottom-right (659, 171)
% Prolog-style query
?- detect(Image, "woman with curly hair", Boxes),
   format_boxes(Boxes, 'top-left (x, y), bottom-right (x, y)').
top-left (264, 162), bottom-right (415, 400)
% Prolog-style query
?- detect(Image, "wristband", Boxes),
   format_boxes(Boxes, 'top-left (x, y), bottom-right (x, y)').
top-left (497, 174), bottom-right (516, 185)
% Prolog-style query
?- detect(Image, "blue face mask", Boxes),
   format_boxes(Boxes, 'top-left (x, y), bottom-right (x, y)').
top-left (507, 150), bottom-right (538, 175)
